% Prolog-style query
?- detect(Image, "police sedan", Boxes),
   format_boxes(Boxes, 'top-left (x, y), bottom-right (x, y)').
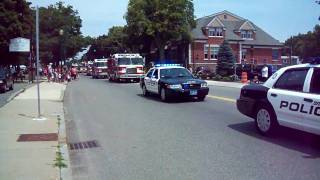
top-left (237, 60), bottom-right (320, 136)
top-left (140, 64), bottom-right (209, 102)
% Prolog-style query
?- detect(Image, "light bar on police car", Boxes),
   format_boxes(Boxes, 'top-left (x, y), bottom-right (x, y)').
top-left (154, 64), bottom-right (181, 67)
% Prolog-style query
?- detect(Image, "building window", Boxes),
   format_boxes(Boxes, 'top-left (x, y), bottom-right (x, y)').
top-left (242, 49), bottom-right (247, 60)
top-left (272, 49), bottom-right (279, 60)
top-left (204, 45), bottom-right (208, 59)
top-left (224, 15), bottom-right (227, 19)
top-left (241, 30), bottom-right (253, 39)
top-left (208, 28), bottom-right (223, 37)
top-left (210, 46), bottom-right (219, 60)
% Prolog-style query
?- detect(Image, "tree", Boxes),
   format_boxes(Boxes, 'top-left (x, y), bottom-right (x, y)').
top-left (216, 40), bottom-right (236, 77)
top-left (0, 0), bottom-right (34, 65)
top-left (105, 26), bottom-right (129, 54)
top-left (38, 2), bottom-right (86, 64)
top-left (125, 0), bottom-right (196, 63)
top-left (284, 25), bottom-right (320, 60)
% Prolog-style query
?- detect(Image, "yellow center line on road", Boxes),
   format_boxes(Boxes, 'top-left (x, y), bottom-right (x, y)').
top-left (207, 95), bottom-right (236, 103)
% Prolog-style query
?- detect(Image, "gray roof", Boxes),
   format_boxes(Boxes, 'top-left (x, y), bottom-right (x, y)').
top-left (191, 11), bottom-right (283, 46)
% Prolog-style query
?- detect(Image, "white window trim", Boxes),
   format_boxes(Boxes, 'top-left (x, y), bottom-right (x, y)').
top-left (208, 28), bottom-right (223, 37)
top-left (209, 44), bottom-right (219, 61)
top-left (204, 44), bottom-right (209, 60)
top-left (208, 35), bottom-right (224, 38)
top-left (241, 38), bottom-right (254, 40)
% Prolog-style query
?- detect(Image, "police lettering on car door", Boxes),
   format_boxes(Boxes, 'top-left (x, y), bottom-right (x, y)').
top-left (279, 100), bottom-right (320, 116)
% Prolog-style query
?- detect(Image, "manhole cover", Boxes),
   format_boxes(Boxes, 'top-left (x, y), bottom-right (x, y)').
top-left (69, 140), bottom-right (99, 150)
top-left (17, 133), bottom-right (58, 142)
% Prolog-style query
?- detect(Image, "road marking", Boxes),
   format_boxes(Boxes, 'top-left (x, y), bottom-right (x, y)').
top-left (207, 95), bottom-right (236, 103)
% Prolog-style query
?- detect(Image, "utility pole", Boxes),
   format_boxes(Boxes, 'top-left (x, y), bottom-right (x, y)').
top-left (290, 36), bottom-right (293, 65)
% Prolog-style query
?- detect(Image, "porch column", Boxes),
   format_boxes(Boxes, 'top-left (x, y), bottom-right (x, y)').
top-left (188, 43), bottom-right (192, 65)
top-left (238, 42), bottom-right (242, 64)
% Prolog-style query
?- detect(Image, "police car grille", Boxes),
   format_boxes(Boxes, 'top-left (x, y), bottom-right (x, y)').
top-left (183, 84), bottom-right (201, 89)
top-left (126, 68), bottom-right (137, 74)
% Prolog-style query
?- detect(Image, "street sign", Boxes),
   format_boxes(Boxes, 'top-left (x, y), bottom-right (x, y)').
top-left (9, 37), bottom-right (30, 52)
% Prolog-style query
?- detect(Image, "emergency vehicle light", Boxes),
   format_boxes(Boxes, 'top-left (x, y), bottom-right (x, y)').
top-left (154, 64), bottom-right (181, 67)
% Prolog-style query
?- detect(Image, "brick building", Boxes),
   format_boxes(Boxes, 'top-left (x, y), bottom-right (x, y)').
top-left (189, 10), bottom-right (283, 72)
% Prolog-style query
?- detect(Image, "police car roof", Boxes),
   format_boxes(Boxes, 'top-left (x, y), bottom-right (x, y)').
top-left (281, 63), bottom-right (320, 71)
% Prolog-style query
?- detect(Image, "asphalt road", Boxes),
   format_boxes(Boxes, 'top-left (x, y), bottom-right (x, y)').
top-left (0, 82), bottom-right (30, 108)
top-left (64, 75), bottom-right (320, 180)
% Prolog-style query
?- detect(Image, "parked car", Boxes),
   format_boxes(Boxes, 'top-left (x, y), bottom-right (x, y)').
top-left (0, 67), bottom-right (14, 93)
top-left (194, 66), bottom-right (215, 79)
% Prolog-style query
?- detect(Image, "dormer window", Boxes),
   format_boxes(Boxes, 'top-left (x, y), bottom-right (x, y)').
top-left (208, 28), bottom-right (223, 37)
top-left (241, 30), bottom-right (253, 39)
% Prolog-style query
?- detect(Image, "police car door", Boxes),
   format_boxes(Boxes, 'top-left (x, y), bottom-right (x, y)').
top-left (305, 67), bottom-right (320, 133)
top-left (267, 68), bottom-right (310, 130)
top-left (144, 69), bottom-right (154, 91)
top-left (150, 69), bottom-right (159, 93)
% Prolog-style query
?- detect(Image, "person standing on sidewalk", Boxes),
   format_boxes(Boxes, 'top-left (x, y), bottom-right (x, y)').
top-left (261, 65), bottom-right (269, 82)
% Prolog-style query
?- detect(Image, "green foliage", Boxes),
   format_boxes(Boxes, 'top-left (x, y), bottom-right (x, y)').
top-left (125, 0), bottom-right (195, 62)
top-left (212, 74), bottom-right (237, 82)
top-left (85, 26), bottom-right (130, 60)
top-left (54, 150), bottom-right (67, 169)
top-left (0, 0), bottom-right (33, 65)
top-left (216, 40), bottom-right (236, 77)
top-left (38, 2), bottom-right (86, 64)
top-left (284, 25), bottom-right (320, 60)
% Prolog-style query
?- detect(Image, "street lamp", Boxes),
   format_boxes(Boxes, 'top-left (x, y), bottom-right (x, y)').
top-left (59, 29), bottom-right (64, 67)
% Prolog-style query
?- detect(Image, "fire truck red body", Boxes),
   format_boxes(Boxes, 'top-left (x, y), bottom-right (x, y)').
top-left (107, 54), bottom-right (144, 82)
top-left (92, 59), bottom-right (108, 79)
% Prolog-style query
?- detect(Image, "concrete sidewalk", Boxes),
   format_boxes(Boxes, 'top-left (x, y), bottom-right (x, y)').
top-left (0, 82), bottom-right (69, 180)
top-left (205, 80), bottom-right (246, 89)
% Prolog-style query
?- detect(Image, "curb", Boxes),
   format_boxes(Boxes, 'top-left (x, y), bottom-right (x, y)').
top-left (207, 84), bottom-right (243, 89)
top-left (56, 85), bottom-right (71, 180)
top-left (6, 88), bottom-right (26, 103)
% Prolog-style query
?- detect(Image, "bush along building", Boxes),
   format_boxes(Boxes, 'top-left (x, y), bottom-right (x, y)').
top-left (189, 10), bottom-right (283, 72)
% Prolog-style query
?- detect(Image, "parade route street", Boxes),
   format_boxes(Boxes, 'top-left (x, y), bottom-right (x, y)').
top-left (64, 75), bottom-right (320, 180)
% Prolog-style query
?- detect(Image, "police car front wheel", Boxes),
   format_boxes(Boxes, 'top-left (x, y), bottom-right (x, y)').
top-left (255, 104), bottom-right (278, 136)
top-left (160, 88), bottom-right (168, 102)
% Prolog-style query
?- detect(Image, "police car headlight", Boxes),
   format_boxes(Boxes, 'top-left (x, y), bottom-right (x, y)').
top-left (168, 84), bottom-right (182, 89)
top-left (201, 83), bottom-right (208, 88)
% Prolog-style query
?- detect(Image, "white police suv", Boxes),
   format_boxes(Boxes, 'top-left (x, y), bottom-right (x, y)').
top-left (140, 64), bottom-right (209, 102)
top-left (237, 60), bottom-right (320, 136)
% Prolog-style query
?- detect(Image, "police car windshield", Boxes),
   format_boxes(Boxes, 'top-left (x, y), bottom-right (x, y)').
top-left (118, 58), bottom-right (144, 65)
top-left (160, 68), bottom-right (192, 78)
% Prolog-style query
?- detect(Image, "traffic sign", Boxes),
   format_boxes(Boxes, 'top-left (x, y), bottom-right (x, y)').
top-left (9, 37), bottom-right (30, 52)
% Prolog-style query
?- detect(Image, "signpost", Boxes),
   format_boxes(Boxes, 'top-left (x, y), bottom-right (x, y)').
top-left (33, 6), bottom-right (45, 121)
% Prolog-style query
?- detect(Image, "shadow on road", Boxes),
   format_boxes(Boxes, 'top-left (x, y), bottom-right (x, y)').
top-left (228, 121), bottom-right (320, 159)
top-left (136, 94), bottom-right (200, 103)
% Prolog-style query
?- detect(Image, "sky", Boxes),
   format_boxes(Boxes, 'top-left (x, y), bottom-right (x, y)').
top-left (27, 0), bottom-right (319, 42)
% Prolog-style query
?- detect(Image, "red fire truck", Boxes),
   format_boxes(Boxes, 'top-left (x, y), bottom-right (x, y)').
top-left (107, 54), bottom-right (144, 82)
top-left (92, 59), bottom-right (108, 79)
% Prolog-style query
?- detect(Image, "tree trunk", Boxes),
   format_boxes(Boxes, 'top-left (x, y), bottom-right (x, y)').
top-left (158, 45), bottom-right (165, 63)
top-left (155, 36), bottom-right (165, 63)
